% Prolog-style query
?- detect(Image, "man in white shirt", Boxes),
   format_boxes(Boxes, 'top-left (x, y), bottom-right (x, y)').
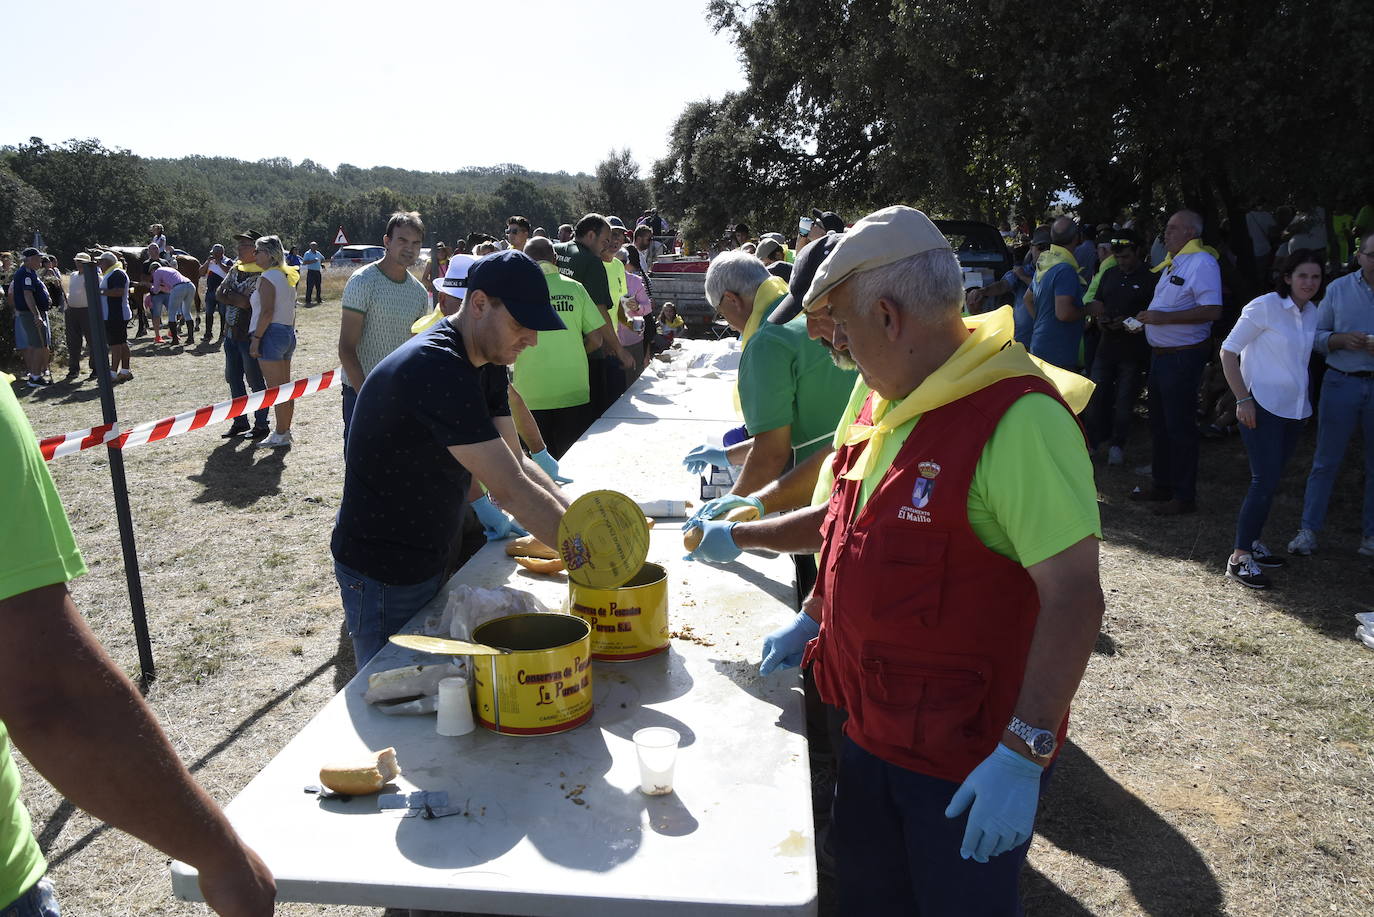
top-left (1132, 210), bottom-right (1222, 515)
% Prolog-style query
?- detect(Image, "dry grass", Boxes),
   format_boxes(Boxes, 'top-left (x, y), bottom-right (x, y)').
top-left (8, 278), bottom-right (1374, 915)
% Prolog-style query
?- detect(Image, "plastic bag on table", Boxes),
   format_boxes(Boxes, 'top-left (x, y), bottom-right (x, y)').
top-left (419, 583), bottom-right (550, 642)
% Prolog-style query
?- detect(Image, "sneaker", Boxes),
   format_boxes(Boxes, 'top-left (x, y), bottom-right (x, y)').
top-left (1227, 554), bottom-right (1271, 589)
top-left (248, 426), bottom-right (271, 441)
top-left (257, 430), bottom-right (293, 448)
top-left (221, 424), bottom-right (251, 439)
top-left (26, 375), bottom-right (46, 388)
top-left (1360, 537), bottom-right (1374, 558)
top-left (1357, 624), bottom-right (1374, 651)
top-left (1250, 541), bottom-right (1287, 569)
top-left (116, 369), bottom-right (134, 382)
top-left (1286, 529), bottom-right (1315, 555)
top-left (1355, 611), bottom-right (1374, 630)
top-left (1107, 446), bottom-right (1124, 466)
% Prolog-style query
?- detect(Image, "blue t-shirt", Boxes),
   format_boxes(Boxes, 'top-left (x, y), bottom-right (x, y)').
top-left (1030, 262), bottom-right (1084, 370)
top-left (301, 250), bottom-right (324, 272)
top-left (285, 253), bottom-right (302, 267)
top-left (10, 267), bottom-right (49, 313)
top-left (331, 320), bottom-right (511, 584)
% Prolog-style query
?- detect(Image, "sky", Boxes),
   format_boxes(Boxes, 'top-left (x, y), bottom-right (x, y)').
top-left (3, 0), bottom-right (748, 177)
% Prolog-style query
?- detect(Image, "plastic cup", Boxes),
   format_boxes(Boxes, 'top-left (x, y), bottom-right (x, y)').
top-left (436, 676), bottom-right (475, 736)
top-left (632, 726), bottom-right (680, 796)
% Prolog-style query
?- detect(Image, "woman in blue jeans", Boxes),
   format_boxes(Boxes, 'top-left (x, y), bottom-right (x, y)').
top-left (1219, 249), bottom-right (1324, 589)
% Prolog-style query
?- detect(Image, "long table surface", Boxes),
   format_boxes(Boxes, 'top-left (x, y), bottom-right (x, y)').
top-left (171, 343), bottom-right (817, 915)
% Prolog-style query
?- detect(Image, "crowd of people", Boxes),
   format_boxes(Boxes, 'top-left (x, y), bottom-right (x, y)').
top-left (2, 192), bottom-right (1371, 916)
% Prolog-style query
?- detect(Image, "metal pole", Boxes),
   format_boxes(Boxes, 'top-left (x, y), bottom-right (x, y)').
top-left (81, 261), bottom-right (156, 688)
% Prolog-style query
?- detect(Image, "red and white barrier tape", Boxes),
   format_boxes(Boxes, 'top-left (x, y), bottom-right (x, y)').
top-left (38, 367), bottom-right (342, 462)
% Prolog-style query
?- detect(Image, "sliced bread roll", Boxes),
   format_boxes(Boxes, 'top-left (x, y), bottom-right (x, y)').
top-left (515, 555), bottom-right (566, 575)
top-left (505, 535), bottom-right (559, 560)
top-left (319, 747), bottom-right (401, 795)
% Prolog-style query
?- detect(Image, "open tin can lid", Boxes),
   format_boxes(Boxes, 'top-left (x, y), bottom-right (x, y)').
top-left (557, 490), bottom-right (650, 589)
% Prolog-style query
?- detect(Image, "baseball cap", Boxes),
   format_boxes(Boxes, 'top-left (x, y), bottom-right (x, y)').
top-left (606, 216), bottom-right (629, 235)
top-left (97, 251), bottom-right (119, 265)
top-left (432, 253), bottom-right (477, 297)
top-left (760, 232), bottom-right (787, 245)
top-left (21, 247), bottom-right (40, 258)
top-left (803, 206), bottom-right (951, 313)
top-left (769, 232), bottom-right (842, 324)
top-left (1030, 226), bottom-right (1052, 247)
top-left (232, 229), bottom-right (262, 242)
top-left (811, 209), bottom-right (847, 234)
top-left (465, 250), bottom-right (565, 332)
top-left (756, 239), bottom-right (784, 262)
top-left (1106, 228), bottom-right (1141, 248)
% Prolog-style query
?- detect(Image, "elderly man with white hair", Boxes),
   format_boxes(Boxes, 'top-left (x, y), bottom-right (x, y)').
top-left (762, 205), bottom-right (1103, 915)
top-left (1132, 209), bottom-right (1223, 516)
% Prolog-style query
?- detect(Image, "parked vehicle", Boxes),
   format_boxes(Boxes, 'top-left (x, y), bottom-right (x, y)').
top-left (329, 244), bottom-right (386, 266)
top-left (934, 220), bottom-right (1013, 288)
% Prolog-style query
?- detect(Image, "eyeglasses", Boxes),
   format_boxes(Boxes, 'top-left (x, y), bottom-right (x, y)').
top-left (504, 229), bottom-right (521, 236)
top-left (1360, 250), bottom-right (1374, 258)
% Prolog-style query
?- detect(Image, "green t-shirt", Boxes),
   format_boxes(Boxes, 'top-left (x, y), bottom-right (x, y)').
top-left (553, 241), bottom-right (612, 314)
top-left (604, 258), bottom-right (627, 333)
top-left (512, 265), bottom-right (608, 410)
top-left (1, 372), bottom-right (88, 906)
top-left (739, 313), bottom-right (859, 462)
top-left (817, 378), bottom-right (1101, 567)
top-left (341, 262), bottom-right (430, 382)
top-left (1084, 254), bottom-right (1117, 304)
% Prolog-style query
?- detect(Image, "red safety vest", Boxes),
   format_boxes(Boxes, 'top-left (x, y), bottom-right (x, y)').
top-left (804, 375), bottom-right (1080, 782)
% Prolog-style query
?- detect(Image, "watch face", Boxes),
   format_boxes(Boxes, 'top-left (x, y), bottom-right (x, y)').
top-left (1030, 732), bottom-right (1056, 757)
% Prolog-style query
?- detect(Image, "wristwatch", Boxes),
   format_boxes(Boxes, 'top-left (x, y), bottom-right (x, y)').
top-left (1007, 716), bottom-right (1056, 758)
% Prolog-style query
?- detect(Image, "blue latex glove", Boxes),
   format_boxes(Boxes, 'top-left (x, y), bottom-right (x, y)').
top-left (684, 493), bottom-right (765, 526)
top-left (943, 744), bottom-right (1043, 862)
top-left (683, 443), bottom-right (730, 476)
top-left (471, 494), bottom-right (528, 541)
top-left (682, 519), bottom-right (743, 564)
top-left (530, 448), bottom-right (572, 484)
top-left (759, 610), bottom-right (820, 676)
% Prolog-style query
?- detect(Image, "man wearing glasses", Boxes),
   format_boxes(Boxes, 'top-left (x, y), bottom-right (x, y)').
top-left (505, 215), bottom-right (531, 252)
top-left (1289, 232), bottom-right (1374, 557)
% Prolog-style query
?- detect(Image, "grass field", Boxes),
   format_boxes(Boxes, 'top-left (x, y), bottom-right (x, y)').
top-left (7, 267), bottom-right (1374, 916)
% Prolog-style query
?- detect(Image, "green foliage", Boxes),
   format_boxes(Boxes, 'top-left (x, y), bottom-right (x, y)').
top-left (578, 149), bottom-right (651, 225)
top-left (0, 160), bottom-right (51, 248)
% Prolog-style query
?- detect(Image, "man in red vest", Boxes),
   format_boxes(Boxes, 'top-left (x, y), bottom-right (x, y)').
top-left (765, 206), bottom-right (1105, 914)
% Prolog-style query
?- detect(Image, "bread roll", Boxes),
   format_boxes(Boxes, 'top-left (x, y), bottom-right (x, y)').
top-left (505, 535), bottom-right (559, 560)
top-left (682, 505), bottom-right (759, 552)
top-left (515, 555), bottom-right (565, 575)
top-left (319, 747), bottom-right (401, 795)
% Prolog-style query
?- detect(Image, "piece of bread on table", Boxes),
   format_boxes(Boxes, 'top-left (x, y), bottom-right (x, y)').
top-left (505, 535), bottom-right (559, 560)
top-left (515, 555), bottom-right (566, 575)
top-left (319, 747), bottom-right (401, 795)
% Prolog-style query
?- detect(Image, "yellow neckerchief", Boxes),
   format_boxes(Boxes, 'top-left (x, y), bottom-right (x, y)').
top-left (837, 306), bottom-right (1094, 482)
top-left (231, 259), bottom-right (264, 275)
top-left (733, 275), bottom-right (791, 415)
top-left (1150, 238), bottom-right (1218, 274)
top-left (265, 262), bottom-right (301, 286)
top-left (100, 262), bottom-right (121, 278)
top-left (1034, 244), bottom-right (1084, 285)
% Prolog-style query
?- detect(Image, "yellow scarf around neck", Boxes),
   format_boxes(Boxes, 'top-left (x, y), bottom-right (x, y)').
top-left (837, 306), bottom-right (1094, 481)
top-left (733, 275), bottom-right (791, 416)
top-left (1034, 244), bottom-right (1083, 285)
top-left (1151, 238), bottom-right (1217, 273)
top-left (232, 259), bottom-right (265, 275)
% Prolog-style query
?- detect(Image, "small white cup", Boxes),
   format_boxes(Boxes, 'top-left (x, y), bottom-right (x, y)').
top-left (632, 726), bottom-right (680, 795)
top-left (436, 677), bottom-right (475, 736)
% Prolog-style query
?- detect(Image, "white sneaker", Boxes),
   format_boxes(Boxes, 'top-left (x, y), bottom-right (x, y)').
top-left (1107, 446), bottom-right (1124, 466)
top-left (1287, 529), bottom-right (1317, 556)
top-left (257, 430), bottom-right (293, 448)
top-left (1359, 537), bottom-right (1374, 558)
top-left (1357, 624), bottom-right (1374, 651)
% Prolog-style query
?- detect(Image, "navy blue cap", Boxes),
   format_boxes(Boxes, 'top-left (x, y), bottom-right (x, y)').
top-left (768, 233), bottom-right (842, 324)
top-left (21, 247), bottom-right (41, 258)
top-left (466, 250), bottom-right (565, 332)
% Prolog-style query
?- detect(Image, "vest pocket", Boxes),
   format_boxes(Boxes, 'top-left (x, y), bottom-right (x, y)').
top-left (858, 644), bottom-right (990, 753)
top-left (867, 530), bottom-right (948, 623)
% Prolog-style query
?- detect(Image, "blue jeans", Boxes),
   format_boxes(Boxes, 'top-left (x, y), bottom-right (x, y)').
top-left (223, 338), bottom-right (270, 429)
top-left (1235, 403), bottom-right (1303, 550)
top-left (1, 878), bottom-right (60, 917)
top-left (334, 559), bottom-right (444, 668)
top-left (1148, 347), bottom-right (1209, 502)
top-left (1300, 368), bottom-right (1374, 536)
top-left (341, 384), bottom-right (357, 445)
top-left (833, 738), bottom-right (1050, 916)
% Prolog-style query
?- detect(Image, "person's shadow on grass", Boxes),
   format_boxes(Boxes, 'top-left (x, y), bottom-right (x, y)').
top-left (188, 438), bottom-right (288, 507)
top-left (1024, 740), bottom-right (1226, 916)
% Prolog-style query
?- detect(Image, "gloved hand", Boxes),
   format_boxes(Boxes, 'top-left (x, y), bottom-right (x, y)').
top-left (530, 449), bottom-right (572, 484)
top-left (471, 494), bottom-right (529, 541)
top-left (759, 610), bottom-right (820, 676)
top-left (682, 443), bottom-right (730, 476)
top-left (685, 493), bottom-right (765, 526)
top-left (682, 519), bottom-right (743, 564)
top-left (943, 744), bottom-right (1043, 863)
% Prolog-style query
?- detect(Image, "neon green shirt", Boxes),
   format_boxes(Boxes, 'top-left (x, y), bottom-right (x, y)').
top-left (815, 378), bottom-right (1100, 566)
top-left (1085, 254), bottom-right (1117, 304)
top-left (1, 372), bottom-right (88, 907)
top-left (341, 262), bottom-right (430, 382)
top-left (604, 258), bottom-right (627, 333)
top-left (739, 312), bottom-right (858, 462)
top-left (512, 264), bottom-right (608, 410)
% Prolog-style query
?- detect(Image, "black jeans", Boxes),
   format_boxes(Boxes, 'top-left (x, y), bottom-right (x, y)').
top-left (1087, 337), bottom-right (1147, 448)
top-left (64, 307), bottom-right (92, 373)
top-left (1148, 347), bottom-right (1209, 503)
top-left (305, 270), bottom-right (322, 303)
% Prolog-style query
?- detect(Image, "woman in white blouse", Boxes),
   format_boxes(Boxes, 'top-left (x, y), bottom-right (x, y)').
top-left (1219, 249), bottom-right (1324, 589)
top-left (248, 235), bottom-right (299, 448)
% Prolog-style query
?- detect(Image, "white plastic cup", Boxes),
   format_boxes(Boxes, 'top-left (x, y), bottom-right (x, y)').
top-left (436, 676), bottom-right (475, 736)
top-left (633, 726), bottom-right (680, 795)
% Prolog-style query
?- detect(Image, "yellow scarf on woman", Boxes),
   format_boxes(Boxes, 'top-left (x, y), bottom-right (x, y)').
top-left (733, 275), bottom-right (791, 415)
top-left (837, 306), bottom-right (1095, 481)
top-left (1034, 244), bottom-right (1083, 285)
top-left (1150, 238), bottom-right (1218, 273)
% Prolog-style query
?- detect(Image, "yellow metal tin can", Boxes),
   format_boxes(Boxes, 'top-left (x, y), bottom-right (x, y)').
top-left (471, 613), bottom-right (594, 736)
top-left (569, 562), bottom-right (670, 662)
